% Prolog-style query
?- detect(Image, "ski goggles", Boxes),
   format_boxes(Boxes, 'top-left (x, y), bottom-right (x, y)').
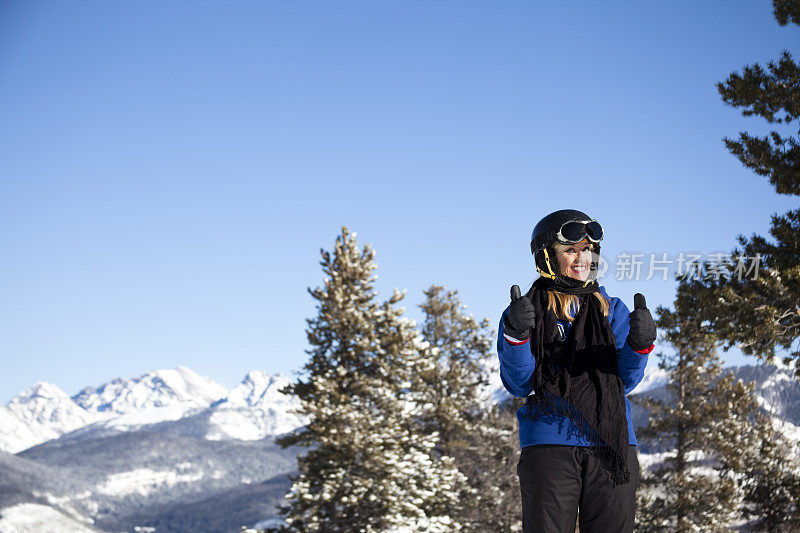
top-left (555, 219), bottom-right (604, 244)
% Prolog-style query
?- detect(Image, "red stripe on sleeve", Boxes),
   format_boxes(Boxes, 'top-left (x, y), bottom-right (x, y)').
top-left (504, 333), bottom-right (529, 346)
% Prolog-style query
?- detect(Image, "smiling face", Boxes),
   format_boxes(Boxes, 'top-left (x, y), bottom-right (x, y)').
top-left (552, 239), bottom-right (595, 282)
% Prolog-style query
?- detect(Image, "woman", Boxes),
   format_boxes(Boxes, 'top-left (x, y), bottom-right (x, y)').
top-left (498, 209), bottom-right (656, 533)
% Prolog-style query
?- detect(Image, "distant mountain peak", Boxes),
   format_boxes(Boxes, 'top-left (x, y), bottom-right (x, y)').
top-left (11, 382), bottom-right (71, 404)
top-left (218, 371), bottom-right (291, 409)
top-left (0, 383), bottom-right (98, 454)
top-left (205, 371), bottom-right (305, 441)
top-left (72, 366), bottom-right (228, 416)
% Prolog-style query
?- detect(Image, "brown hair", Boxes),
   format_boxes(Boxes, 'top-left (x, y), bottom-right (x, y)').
top-left (546, 290), bottom-right (609, 322)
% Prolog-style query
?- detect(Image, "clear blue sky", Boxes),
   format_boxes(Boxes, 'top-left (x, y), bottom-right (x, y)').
top-left (1, 1), bottom-right (797, 403)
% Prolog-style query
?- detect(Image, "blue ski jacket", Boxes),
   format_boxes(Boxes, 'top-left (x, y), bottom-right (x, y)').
top-left (497, 284), bottom-right (651, 448)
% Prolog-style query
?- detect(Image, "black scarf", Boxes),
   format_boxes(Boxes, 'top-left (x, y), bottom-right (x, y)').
top-left (523, 275), bottom-right (631, 486)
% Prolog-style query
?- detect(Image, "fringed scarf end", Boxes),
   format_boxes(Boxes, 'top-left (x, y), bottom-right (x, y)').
top-left (524, 392), bottom-right (631, 487)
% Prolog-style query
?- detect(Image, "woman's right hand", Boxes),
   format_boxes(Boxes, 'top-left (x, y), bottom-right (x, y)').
top-left (505, 284), bottom-right (536, 339)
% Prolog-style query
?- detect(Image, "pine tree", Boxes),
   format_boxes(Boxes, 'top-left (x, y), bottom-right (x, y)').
top-left (416, 285), bottom-right (521, 532)
top-left (660, 4), bottom-right (800, 524)
top-left (683, 0), bottom-right (800, 377)
top-left (277, 227), bottom-right (467, 532)
top-left (717, 0), bottom-right (799, 194)
top-left (715, 403), bottom-right (800, 531)
top-left (773, 0), bottom-right (800, 26)
top-left (633, 288), bottom-right (745, 532)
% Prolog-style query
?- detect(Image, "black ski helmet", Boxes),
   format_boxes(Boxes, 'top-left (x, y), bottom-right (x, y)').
top-left (530, 209), bottom-right (603, 282)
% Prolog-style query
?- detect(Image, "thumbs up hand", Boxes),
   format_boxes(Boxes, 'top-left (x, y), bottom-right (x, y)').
top-left (504, 284), bottom-right (536, 340)
top-left (627, 293), bottom-right (657, 351)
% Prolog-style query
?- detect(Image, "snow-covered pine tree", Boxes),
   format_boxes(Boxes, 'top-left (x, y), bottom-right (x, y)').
top-left (633, 293), bottom-right (743, 532)
top-left (277, 227), bottom-right (466, 532)
top-left (416, 285), bottom-right (520, 532)
top-left (716, 406), bottom-right (800, 531)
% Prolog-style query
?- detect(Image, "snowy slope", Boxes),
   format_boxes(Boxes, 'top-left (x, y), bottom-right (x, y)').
top-left (479, 355), bottom-right (511, 404)
top-left (15, 431), bottom-right (299, 533)
top-left (0, 383), bottom-right (100, 454)
top-left (635, 363), bottom-right (670, 393)
top-left (630, 362), bottom-right (800, 455)
top-left (0, 503), bottom-right (100, 533)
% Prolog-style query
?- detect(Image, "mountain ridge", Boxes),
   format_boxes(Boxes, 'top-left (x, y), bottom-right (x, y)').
top-left (0, 367), bottom-right (305, 454)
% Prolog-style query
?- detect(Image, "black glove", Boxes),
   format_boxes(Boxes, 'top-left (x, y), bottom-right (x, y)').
top-left (627, 293), bottom-right (657, 351)
top-left (504, 284), bottom-right (536, 340)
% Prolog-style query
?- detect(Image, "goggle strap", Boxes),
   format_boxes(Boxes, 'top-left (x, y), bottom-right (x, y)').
top-left (541, 247), bottom-right (557, 280)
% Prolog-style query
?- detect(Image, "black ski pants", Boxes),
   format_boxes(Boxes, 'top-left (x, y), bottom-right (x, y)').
top-left (517, 444), bottom-right (639, 533)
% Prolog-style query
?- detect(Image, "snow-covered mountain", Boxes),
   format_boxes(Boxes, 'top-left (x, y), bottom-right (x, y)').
top-left (629, 362), bottom-right (800, 455)
top-left (0, 382), bottom-right (101, 454)
top-left (0, 366), bottom-right (306, 532)
top-left (0, 367), bottom-right (305, 454)
top-left (0, 362), bottom-right (797, 533)
top-left (73, 365), bottom-right (228, 416)
top-left (206, 371), bottom-right (304, 441)
top-left (71, 366), bottom-right (231, 435)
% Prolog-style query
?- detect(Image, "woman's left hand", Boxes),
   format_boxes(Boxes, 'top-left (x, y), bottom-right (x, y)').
top-left (627, 293), bottom-right (656, 351)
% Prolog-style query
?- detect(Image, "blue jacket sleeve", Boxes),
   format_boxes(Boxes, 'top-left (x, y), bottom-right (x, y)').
top-left (497, 307), bottom-right (536, 397)
top-left (608, 297), bottom-right (650, 394)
